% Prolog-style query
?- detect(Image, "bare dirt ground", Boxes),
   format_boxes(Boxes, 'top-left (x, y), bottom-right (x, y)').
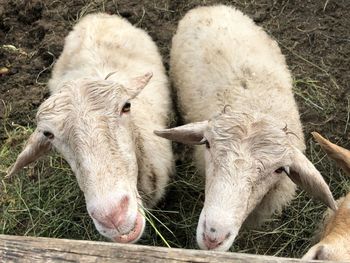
top-left (0, 0), bottom-right (349, 258)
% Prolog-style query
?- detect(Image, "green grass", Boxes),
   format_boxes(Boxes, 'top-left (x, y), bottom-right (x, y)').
top-left (0, 125), bottom-right (101, 241)
top-left (1, 108), bottom-right (349, 257)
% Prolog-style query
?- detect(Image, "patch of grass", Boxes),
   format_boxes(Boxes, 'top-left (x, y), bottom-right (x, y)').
top-left (0, 123), bottom-right (103, 241)
top-left (0, 103), bottom-right (100, 240)
top-left (293, 78), bottom-right (339, 119)
top-left (2, 120), bottom-right (349, 258)
top-left (137, 160), bottom-right (204, 249)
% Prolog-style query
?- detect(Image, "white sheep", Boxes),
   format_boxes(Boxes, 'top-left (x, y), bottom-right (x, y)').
top-left (7, 13), bottom-right (174, 243)
top-left (155, 5), bottom-right (336, 251)
top-left (302, 132), bottom-right (350, 261)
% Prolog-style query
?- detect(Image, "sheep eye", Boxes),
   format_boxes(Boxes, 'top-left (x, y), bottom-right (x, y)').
top-left (200, 138), bottom-right (210, 149)
top-left (275, 167), bottom-right (285, 174)
top-left (43, 131), bottom-right (54, 139)
top-left (122, 102), bottom-right (131, 113)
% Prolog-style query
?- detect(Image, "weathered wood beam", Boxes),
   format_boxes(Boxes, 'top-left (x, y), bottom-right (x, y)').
top-left (0, 234), bottom-right (336, 263)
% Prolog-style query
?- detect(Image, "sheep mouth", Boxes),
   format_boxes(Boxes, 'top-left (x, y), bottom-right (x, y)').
top-left (112, 212), bottom-right (144, 243)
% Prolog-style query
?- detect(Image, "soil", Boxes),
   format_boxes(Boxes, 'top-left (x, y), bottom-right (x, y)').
top-left (0, 0), bottom-right (349, 257)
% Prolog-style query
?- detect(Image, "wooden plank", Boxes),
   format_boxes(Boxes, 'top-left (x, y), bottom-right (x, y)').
top-left (0, 234), bottom-right (336, 263)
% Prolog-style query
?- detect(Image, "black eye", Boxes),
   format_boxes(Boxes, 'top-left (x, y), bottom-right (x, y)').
top-left (122, 102), bottom-right (131, 113)
top-left (43, 131), bottom-right (54, 139)
top-left (205, 140), bottom-right (210, 149)
top-left (275, 167), bottom-right (285, 174)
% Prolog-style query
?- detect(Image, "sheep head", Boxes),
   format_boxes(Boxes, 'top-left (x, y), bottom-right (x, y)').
top-left (155, 112), bottom-right (336, 251)
top-left (7, 72), bottom-right (153, 243)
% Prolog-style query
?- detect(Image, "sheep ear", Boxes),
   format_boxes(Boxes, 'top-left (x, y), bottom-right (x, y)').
top-left (302, 244), bottom-right (329, 260)
top-left (6, 129), bottom-right (52, 179)
top-left (126, 72), bottom-right (153, 98)
top-left (312, 132), bottom-right (350, 175)
top-left (287, 146), bottom-right (337, 210)
top-left (154, 121), bottom-right (208, 145)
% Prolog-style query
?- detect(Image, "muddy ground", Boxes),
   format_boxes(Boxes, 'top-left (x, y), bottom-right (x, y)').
top-left (0, 0), bottom-right (349, 258)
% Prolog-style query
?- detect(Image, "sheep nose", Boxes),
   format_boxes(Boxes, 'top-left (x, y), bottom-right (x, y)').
top-left (90, 196), bottom-right (129, 229)
top-left (202, 230), bottom-right (231, 250)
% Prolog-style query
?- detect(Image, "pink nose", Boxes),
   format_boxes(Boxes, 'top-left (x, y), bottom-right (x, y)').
top-left (202, 230), bottom-right (231, 250)
top-left (90, 196), bottom-right (129, 229)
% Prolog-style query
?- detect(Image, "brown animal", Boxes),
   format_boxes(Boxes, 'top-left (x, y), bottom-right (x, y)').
top-left (302, 132), bottom-right (350, 261)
